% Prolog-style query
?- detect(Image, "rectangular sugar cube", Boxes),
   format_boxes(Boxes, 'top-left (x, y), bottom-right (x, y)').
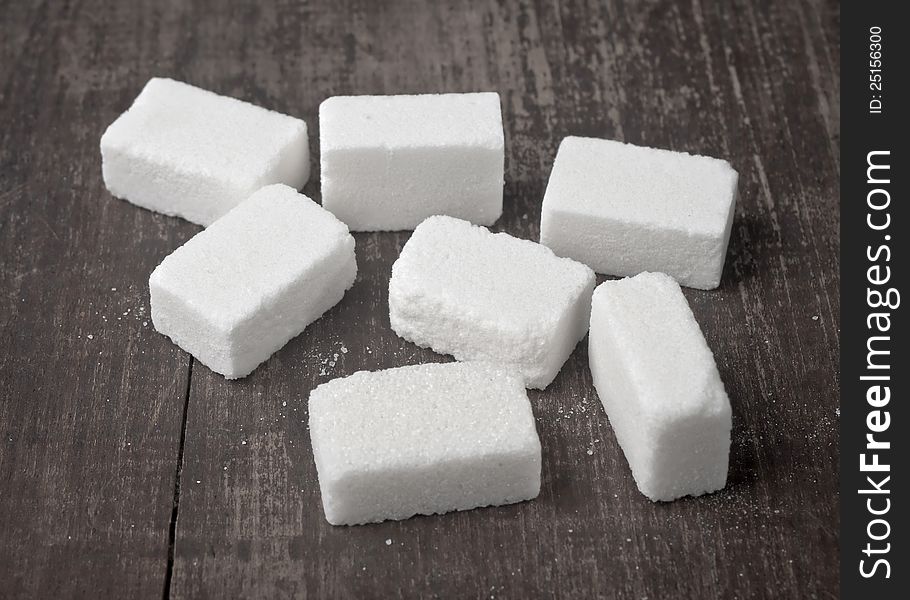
top-left (308, 362), bottom-right (541, 525)
top-left (540, 136), bottom-right (738, 290)
top-left (149, 184), bottom-right (355, 379)
top-left (319, 93), bottom-right (504, 231)
top-left (101, 77), bottom-right (309, 226)
top-left (589, 272), bottom-right (732, 501)
top-left (389, 216), bottom-right (595, 389)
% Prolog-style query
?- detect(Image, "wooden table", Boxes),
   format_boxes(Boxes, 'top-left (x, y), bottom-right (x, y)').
top-left (0, 1), bottom-right (840, 598)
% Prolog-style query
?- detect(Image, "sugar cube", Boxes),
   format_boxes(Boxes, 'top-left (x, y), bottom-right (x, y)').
top-left (149, 184), bottom-right (355, 379)
top-left (101, 77), bottom-right (309, 226)
top-left (389, 216), bottom-right (595, 389)
top-left (319, 93), bottom-right (504, 231)
top-left (308, 362), bottom-right (541, 525)
top-left (588, 272), bottom-right (732, 501)
top-left (540, 136), bottom-right (738, 290)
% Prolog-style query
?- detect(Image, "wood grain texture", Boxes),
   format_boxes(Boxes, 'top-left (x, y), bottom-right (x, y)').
top-left (0, 2), bottom-right (197, 597)
top-left (0, 0), bottom-right (839, 598)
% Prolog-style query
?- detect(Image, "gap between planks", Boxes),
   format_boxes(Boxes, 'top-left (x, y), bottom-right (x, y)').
top-left (162, 357), bottom-right (194, 600)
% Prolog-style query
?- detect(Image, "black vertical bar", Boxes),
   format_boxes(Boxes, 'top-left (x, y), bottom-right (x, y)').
top-left (840, 1), bottom-right (906, 597)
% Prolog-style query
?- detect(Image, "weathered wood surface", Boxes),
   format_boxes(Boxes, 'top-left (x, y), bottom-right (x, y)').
top-left (0, 0), bottom-right (839, 598)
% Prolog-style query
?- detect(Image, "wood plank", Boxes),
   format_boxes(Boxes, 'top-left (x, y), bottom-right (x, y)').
top-left (0, 1), bottom-right (196, 597)
top-left (167, 0), bottom-right (840, 598)
top-left (0, 0), bottom-right (840, 597)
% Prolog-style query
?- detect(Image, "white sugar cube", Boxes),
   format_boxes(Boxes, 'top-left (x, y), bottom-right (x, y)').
top-left (389, 216), bottom-right (595, 389)
top-left (308, 362), bottom-right (541, 525)
top-left (149, 184), bottom-right (355, 379)
top-left (101, 78), bottom-right (309, 226)
top-left (540, 137), bottom-right (738, 290)
top-left (589, 272), bottom-right (732, 501)
top-left (319, 93), bottom-right (504, 231)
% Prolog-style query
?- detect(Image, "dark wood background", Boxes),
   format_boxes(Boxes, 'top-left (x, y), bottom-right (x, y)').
top-left (0, 0), bottom-right (840, 598)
